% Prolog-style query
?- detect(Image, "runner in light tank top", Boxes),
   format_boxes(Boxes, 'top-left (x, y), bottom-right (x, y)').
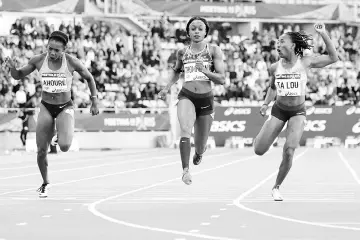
top-left (253, 23), bottom-right (339, 201)
top-left (4, 30), bottom-right (99, 198)
top-left (158, 17), bottom-right (225, 185)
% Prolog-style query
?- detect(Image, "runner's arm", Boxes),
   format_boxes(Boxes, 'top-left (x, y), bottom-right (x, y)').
top-left (263, 63), bottom-right (278, 106)
top-left (162, 49), bottom-right (184, 92)
top-left (9, 56), bottom-right (39, 80)
top-left (201, 45), bottom-right (225, 85)
top-left (70, 57), bottom-right (98, 100)
top-left (305, 32), bottom-right (338, 69)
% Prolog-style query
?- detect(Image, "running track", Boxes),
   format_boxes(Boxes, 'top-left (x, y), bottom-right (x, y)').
top-left (0, 147), bottom-right (360, 240)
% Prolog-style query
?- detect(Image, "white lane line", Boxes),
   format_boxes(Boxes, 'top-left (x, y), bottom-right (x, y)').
top-left (16, 222), bottom-right (27, 226)
top-left (0, 149), bottom-right (159, 170)
top-left (0, 153), bottom-right (178, 180)
top-left (200, 223), bottom-right (211, 226)
top-left (88, 153), bottom-right (262, 240)
top-left (337, 151), bottom-right (360, 185)
top-left (233, 149), bottom-right (360, 231)
top-left (0, 152), bottom-right (235, 196)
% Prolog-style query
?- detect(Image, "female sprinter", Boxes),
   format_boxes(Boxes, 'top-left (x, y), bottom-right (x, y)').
top-left (5, 31), bottom-right (99, 197)
top-left (158, 17), bottom-right (225, 185)
top-left (254, 23), bottom-right (338, 201)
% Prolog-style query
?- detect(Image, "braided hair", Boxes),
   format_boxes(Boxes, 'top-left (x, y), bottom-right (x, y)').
top-left (286, 31), bottom-right (313, 57)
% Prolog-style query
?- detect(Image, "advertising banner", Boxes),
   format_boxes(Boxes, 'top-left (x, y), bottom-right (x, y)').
top-left (209, 106), bottom-right (360, 146)
top-left (2, 106), bottom-right (360, 146)
top-left (0, 109), bottom-right (170, 132)
top-left (146, 2), bottom-right (354, 21)
top-left (75, 112), bottom-right (170, 131)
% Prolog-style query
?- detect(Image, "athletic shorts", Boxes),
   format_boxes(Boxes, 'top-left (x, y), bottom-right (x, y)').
top-left (271, 101), bottom-right (306, 122)
top-left (41, 100), bottom-right (74, 119)
top-left (178, 88), bottom-right (214, 118)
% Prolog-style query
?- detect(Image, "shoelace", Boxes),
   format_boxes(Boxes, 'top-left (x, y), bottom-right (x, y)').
top-left (37, 184), bottom-right (47, 193)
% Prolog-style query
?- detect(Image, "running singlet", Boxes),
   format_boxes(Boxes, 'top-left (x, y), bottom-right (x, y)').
top-left (182, 44), bottom-right (214, 82)
top-left (39, 53), bottom-right (73, 93)
top-left (274, 58), bottom-right (307, 97)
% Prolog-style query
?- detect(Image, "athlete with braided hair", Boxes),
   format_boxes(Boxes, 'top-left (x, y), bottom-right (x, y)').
top-left (253, 23), bottom-right (338, 201)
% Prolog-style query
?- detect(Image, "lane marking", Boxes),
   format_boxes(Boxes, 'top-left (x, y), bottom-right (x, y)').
top-left (0, 149), bottom-right (160, 170)
top-left (233, 149), bottom-right (360, 231)
top-left (88, 153), bottom-right (263, 240)
top-left (0, 153), bottom-right (179, 180)
top-left (16, 222), bottom-right (27, 226)
top-left (337, 151), bottom-right (360, 185)
top-left (0, 152), bottom-right (235, 196)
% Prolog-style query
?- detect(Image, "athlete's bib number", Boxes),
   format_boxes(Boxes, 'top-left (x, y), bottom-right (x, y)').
top-left (184, 62), bottom-right (210, 82)
top-left (42, 73), bottom-right (68, 93)
top-left (275, 77), bottom-right (302, 97)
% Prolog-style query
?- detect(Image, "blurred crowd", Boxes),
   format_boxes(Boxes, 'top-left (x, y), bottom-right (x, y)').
top-left (0, 16), bottom-right (360, 109)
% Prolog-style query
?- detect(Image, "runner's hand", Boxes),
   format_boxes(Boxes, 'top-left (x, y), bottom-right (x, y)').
top-left (158, 88), bottom-right (168, 100)
top-left (260, 104), bottom-right (268, 117)
top-left (314, 23), bottom-right (326, 34)
top-left (90, 101), bottom-right (99, 116)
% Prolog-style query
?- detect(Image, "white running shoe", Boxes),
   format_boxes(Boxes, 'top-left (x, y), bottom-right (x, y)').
top-left (37, 183), bottom-right (51, 198)
top-left (272, 188), bottom-right (283, 201)
top-left (182, 168), bottom-right (192, 185)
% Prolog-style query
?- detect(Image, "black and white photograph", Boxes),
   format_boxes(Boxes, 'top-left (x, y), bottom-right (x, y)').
top-left (0, 0), bottom-right (360, 239)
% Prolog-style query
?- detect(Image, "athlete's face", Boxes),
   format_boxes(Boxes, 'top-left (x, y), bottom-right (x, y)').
top-left (277, 34), bottom-right (294, 59)
top-left (188, 20), bottom-right (207, 43)
top-left (47, 40), bottom-right (65, 61)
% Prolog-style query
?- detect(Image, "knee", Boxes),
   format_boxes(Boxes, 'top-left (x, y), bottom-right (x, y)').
top-left (253, 139), bottom-right (266, 156)
top-left (254, 147), bottom-right (266, 156)
top-left (283, 145), bottom-right (296, 160)
top-left (59, 144), bottom-right (71, 152)
top-left (180, 126), bottom-right (192, 138)
top-left (37, 147), bottom-right (48, 158)
top-left (254, 142), bottom-right (266, 156)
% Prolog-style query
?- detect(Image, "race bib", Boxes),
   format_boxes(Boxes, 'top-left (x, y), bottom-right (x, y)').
top-left (275, 74), bottom-right (302, 97)
top-left (42, 73), bottom-right (68, 93)
top-left (184, 62), bottom-right (210, 82)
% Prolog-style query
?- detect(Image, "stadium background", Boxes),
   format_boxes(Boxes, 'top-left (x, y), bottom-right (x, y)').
top-left (0, 0), bottom-right (360, 151)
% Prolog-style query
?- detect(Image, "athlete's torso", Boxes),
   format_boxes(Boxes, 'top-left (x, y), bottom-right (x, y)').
top-left (36, 53), bottom-right (73, 104)
top-left (274, 58), bottom-right (308, 106)
top-left (181, 44), bottom-right (214, 94)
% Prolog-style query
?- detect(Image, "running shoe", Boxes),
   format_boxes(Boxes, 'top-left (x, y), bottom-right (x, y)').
top-left (37, 183), bottom-right (51, 198)
top-left (182, 168), bottom-right (192, 185)
top-left (272, 187), bottom-right (283, 201)
top-left (193, 152), bottom-right (203, 165)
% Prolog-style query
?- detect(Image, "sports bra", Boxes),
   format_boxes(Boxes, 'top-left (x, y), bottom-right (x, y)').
top-left (182, 44), bottom-right (214, 82)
